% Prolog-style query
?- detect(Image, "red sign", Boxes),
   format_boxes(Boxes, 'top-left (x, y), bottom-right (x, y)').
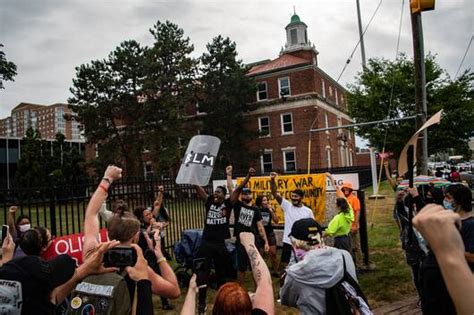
top-left (42, 228), bottom-right (109, 266)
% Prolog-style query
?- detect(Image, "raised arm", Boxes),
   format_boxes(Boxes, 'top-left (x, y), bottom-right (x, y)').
top-left (326, 172), bottom-right (344, 198)
top-left (240, 232), bottom-right (274, 314)
top-left (413, 204), bottom-right (474, 315)
top-left (270, 172), bottom-right (283, 204)
top-left (7, 206), bottom-right (18, 238)
top-left (147, 229), bottom-right (180, 298)
top-left (83, 166), bottom-right (122, 258)
top-left (194, 185), bottom-right (209, 201)
top-left (229, 167), bottom-right (256, 204)
top-left (152, 185), bottom-right (165, 218)
top-left (226, 165), bottom-right (234, 195)
top-left (384, 161), bottom-right (397, 190)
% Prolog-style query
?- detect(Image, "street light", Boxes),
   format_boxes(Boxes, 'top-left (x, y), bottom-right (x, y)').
top-left (307, 106), bottom-right (319, 174)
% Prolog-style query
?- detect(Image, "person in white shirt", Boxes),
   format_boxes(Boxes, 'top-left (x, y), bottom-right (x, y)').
top-left (269, 172), bottom-right (314, 273)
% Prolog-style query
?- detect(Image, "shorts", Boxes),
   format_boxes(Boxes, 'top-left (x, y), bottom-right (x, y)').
top-left (236, 242), bottom-right (251, 272)
top-left (256, 231), bottom-right (277, 248)
top-left (280, 242), bottom-right (293, 264)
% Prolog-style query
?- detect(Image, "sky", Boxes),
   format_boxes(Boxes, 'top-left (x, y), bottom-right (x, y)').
top-left (0, 0), bottom-right (473, 147)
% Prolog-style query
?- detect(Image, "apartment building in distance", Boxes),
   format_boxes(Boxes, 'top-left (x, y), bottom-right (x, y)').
top-left (0, 102), bottom-right (83, 141)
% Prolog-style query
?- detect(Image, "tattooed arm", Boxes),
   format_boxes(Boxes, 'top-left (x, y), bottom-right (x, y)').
top-left (240, 232), bottom-right (274, 314)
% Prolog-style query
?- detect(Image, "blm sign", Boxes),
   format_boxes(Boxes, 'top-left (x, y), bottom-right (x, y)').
top-left (176, 135), bottom-right (221, 186)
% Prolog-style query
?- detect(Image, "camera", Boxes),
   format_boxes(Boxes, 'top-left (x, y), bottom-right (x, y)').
top-left (103, 247), bottom-right (137, 268)
top-left (193, 258), bottom-right (208, 286)
top-left (2, 225), bottom-right (9, 244)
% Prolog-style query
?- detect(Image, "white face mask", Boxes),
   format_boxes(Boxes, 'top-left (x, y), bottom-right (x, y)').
top-left (18, 224), bottom-right (31, 233)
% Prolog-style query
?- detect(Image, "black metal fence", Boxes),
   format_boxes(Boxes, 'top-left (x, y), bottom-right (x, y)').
top-left (0, 165), bottom-right (380, 250)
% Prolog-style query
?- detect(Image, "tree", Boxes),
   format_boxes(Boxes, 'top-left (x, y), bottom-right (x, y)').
top-left (70, 21), bottom-right (198, 176)
top-left (0, 43), bottom-right (17, 89)
top-left (15, 128), bottom-right (46, 187)
top-left (347, 54), bottom-right (473, 159)
top-left (199, 35), bottom-right (257, 171)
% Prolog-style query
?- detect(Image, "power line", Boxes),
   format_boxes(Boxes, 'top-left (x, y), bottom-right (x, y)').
top-left (454, 35), bottom-right (473, 79)
top-left (336, 0), bottom-right (383, 82)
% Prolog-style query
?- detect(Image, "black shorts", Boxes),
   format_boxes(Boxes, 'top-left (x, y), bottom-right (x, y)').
top-left (236, 242), bottom-right (251, 272)
top-left (280, 242), bottom-right (293, 264)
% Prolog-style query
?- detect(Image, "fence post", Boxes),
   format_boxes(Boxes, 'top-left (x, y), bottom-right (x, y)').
top-left (49, 191), bottom-right (57, 237)
top-left (357, 189), bottom-right (370, 266)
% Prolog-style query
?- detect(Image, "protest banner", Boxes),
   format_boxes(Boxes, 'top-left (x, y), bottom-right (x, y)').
top-left (237, 174), bottom-right (327, 222)
top-left (42, 228), bottom-right (109, 266)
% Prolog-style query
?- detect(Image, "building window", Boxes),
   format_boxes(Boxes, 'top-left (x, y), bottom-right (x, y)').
top-left (326, 146), bottom-right (332, 168)
top-left (324, 113), bottom-right (330, 135)
top-left (280, 113), bottom-right (293, 135)
top-left (257, 82), bottom-right (268, 101)
top-left (335, 89), bottom-right (339, 105)
top-left (329, 86), bottom-right (333, 97)
top-left (258, 116), bottom-right (270, 137)
top-left (321, 79), bottom-right (326, 98)
top-left (261, 151), bottom-right (273, 173)
top-left (282, 148), bottom-right (296, 172)
top-left (290, 29), bottom-right (298, 45)
top-left (278, 77), bottom-right (290, 97)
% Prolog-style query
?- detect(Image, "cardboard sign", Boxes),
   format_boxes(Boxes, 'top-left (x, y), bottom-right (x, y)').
top-left (41, 229), bottom-right (109, 266)
top-left (176, 135), bottom-right (221, 186)
top-left (237, 174), bottom-right (327, 223)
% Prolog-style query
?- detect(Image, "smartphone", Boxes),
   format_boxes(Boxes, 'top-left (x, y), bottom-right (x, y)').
top-left (193, 258), bottom-right (208, 286)
top-left (2, 225), bottom-right (9, 244)
top-left (103, 247), bottom-right (137, 268)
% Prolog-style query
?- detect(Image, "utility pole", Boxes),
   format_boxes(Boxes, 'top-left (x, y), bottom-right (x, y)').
top-left (356, 0), bottom-right (367, 68)
top-left (410, 0), bottom-right (435, 175)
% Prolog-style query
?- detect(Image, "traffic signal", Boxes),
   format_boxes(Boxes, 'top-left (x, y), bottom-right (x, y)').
top-left (410, 0), bottom-right (435, 14)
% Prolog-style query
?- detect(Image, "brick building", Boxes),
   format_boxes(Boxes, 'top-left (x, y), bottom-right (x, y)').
top-left (0, 102), bottom-right (84, 141)
top-left (245, 13), bottom-right (355, 174)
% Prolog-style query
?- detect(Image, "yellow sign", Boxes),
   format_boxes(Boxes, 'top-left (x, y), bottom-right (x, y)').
top-left (237, 174), bottom-right (327, 223)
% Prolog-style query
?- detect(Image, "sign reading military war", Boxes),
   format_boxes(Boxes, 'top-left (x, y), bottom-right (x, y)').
top-left (237, 174), bottom-right (327, 222)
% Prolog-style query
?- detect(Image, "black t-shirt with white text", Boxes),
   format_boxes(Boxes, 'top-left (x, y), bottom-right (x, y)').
top-left (202, 197), bottom-right (232, 242)
top-left (260, 207), bottom-right (275, 236)
top-left (233, 201), bottom-right (262, 241)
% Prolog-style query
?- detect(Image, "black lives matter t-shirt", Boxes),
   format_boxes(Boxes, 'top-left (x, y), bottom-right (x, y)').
top-left (202, 196), bottom-right (232, 242)
top-left (259, 208), bottom-right (275, 236)
top-left (233, 201), bottom-right (262, 241)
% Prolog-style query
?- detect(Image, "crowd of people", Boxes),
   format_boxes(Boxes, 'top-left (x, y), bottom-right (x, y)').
top-left (1, 163), bottom-right (473, 314)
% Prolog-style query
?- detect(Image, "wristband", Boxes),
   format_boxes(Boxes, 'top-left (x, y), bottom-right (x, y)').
top-left (102, 177), bottom-right (112, 184)
top-left (98, 184), bottom-right (109, 193)
top-left (157, 257), bottom-right (167, 264)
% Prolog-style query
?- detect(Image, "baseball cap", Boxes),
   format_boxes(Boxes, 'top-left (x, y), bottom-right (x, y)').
top-left (341, 182), bottom-right (353, 190)
top-left (289, 218), bottom-right (323, 244)
top-left (0, 254), bottom-right (76, 313)
top-left (242, 187), bottom-right (252, 194)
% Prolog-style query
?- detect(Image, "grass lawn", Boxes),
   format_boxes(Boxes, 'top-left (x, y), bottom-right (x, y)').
top-left (155, 180), bottom-right (416, 314)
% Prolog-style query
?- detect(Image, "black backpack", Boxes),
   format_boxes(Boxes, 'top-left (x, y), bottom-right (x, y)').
top-left (325, 254), bottom-right (371, 315)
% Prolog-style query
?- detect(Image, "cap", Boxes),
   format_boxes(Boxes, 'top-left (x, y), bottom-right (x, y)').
top-left (242, 187), bottom-right (252, 194)
top-left (341, 182), bottom-right (353, 191)
top-left (289, 218), bottom-right (323, 244)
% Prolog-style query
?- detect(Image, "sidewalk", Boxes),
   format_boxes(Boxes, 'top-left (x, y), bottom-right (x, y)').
top-left (373, 296), bottom-right (421, 315)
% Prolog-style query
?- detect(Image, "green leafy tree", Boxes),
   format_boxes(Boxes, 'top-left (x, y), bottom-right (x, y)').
top-left (15, 128), bottom-right (46, 187)
top-left (199, 35), bottom-right (257, 171)
top-left (347, 54), bottom-right (473, 159)
top-left (0, 43), bottom-right (17, 89)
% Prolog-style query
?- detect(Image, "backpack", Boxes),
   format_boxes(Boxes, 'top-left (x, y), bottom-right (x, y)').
top-left (66, 272), bottom-right (131, 315)
top-left (325, 254), bottom-right (372, 315)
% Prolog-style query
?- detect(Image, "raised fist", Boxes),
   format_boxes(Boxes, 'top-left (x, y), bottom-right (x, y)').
top-left (158, 185), bottom-right (164, 193)
top-left (9, 206), bottom-right (18, 213)
top-left (248, 168), bottom-right (256, 176)
top-left (104, 165), bottom-right (122, 182)
top-left (226, 165), bottom-right (233, 176)
top-left (270, 172), bottom-right (278, 179)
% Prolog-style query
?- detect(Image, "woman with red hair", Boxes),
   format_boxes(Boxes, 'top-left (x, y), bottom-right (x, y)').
top-left (181, 232), bottom-right (274, 315)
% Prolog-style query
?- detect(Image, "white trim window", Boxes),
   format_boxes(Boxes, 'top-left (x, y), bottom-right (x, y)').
top-left (261, 150), bottom-right (273, 173)
top-left (326, 145), bottom-right (332, 168)
top-left (280, 113), bottom-right (293, 135)
top-left (258, 116), bottom-right (270, 137)
top-left (282, 148), bottom-right (297, 172)
top-left (278, 77), bottom-right (291, 97)
top-left (335, 89), bottom-right (339, 106)
top-left (257, 82), bottom-right (268, 101)
top-left (321, 78), bottom-right (326, 98)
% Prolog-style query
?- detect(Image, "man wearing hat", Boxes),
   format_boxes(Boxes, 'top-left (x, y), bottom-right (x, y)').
top-left (280, 218), bottom-right (358, 314)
